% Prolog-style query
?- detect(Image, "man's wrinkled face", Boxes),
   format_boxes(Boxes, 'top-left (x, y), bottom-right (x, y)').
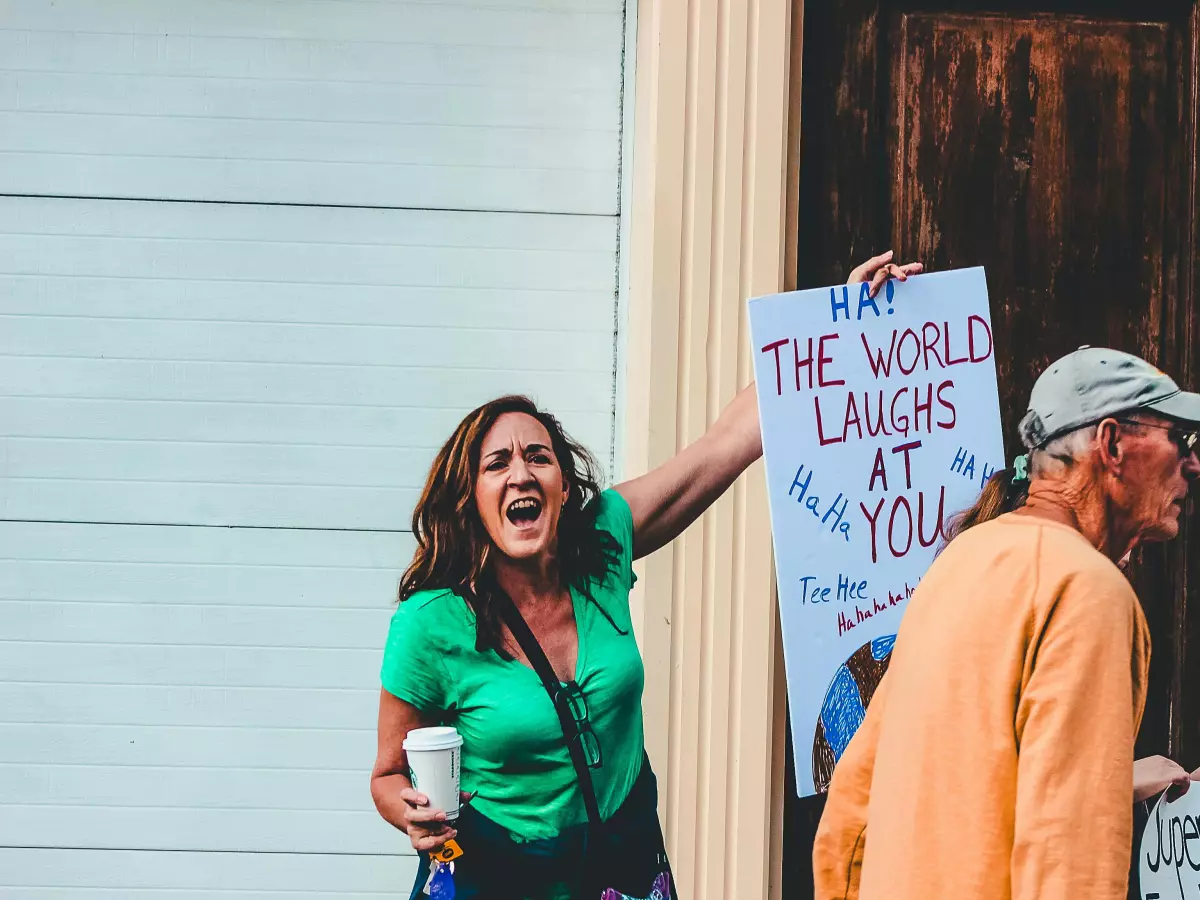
top-left (1116, 415), bottom-right (1200, 543)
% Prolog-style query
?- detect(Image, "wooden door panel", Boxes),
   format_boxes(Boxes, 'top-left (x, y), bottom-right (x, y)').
top-left (788, 3), bottom-right (1199, 898)
top-left (894, 13), bottom-right (1180, 446)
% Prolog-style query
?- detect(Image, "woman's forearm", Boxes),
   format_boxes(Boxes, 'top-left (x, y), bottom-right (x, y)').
top-left (371, 771), bottom-right (416, 833)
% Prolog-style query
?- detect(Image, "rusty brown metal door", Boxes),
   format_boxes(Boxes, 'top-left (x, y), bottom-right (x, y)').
top-left (788, 1), bottom-right (1199, 895)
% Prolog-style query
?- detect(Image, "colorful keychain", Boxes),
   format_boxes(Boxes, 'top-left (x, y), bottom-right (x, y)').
top-left (424, 840), bottom-right (463, 900)
top-left (427, 860), bottom-right (455, 900)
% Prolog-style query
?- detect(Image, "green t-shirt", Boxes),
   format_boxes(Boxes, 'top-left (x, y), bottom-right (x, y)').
top-left (380, 489), bottom-right (646, 842)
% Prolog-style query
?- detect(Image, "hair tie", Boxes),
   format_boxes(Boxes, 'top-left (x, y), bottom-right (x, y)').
top-left (1012, 454), bottom-right (1030, 483)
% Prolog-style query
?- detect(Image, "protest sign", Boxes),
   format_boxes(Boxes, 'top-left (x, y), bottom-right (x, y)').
top-left (1140, 787), bottom-right (1200, 900)
top-left (748, 267), bottom-right (1004, 797)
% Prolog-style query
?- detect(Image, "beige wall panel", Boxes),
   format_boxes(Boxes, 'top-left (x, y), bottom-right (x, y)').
top-left (625, 0), bottom-right (799, 898)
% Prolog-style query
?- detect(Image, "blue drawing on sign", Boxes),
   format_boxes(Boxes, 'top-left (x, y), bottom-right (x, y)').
top-left (819, 665), bottom-right (865, 760)
top-left (870, 634), bottom-right (896, 660)
top-left (813, 632), bottom-right (899, 792)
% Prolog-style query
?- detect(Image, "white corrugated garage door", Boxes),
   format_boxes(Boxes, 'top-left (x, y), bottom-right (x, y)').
top-left (0, 1), bottom-right (627, 896)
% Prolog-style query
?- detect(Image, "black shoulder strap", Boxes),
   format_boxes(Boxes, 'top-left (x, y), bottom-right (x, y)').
top-left (494, 593), bottom-right (603, 826)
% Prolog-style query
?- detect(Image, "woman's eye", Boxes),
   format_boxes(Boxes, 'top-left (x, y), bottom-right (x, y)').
top-left (530, 454), bottom-right (551, 465)
top-left (485, 460), bottom-right (506, 472)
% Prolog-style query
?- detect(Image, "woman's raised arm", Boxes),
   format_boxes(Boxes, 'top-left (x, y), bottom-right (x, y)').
top-left (617, 251), bottom-right (922, 560)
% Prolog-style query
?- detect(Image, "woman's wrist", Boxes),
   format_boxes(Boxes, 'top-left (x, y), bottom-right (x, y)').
top-left (371, 771), bottom-right (417, 833)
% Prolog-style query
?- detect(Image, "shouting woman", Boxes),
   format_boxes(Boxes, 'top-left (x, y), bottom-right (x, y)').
top-left (371, 253), bottom-right (920, 900)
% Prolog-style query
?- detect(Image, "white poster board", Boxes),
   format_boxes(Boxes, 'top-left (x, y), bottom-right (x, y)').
top-left (748, 267), bottom-right (1004, 796)
top-left (1140, 787), bottom-right (1200, 900)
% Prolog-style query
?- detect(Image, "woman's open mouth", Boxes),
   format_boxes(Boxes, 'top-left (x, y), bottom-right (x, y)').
top-left (505, 497), bottom-right (543, 529)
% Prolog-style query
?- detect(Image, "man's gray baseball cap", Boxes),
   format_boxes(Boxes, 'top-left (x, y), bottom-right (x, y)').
top-left (1018, 346), bottom-right (1200, 449)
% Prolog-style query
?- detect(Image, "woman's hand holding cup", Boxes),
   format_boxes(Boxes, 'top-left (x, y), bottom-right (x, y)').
top-left (399, 787), bottom-right (475, 852)
top-left (400, 725), bottom-right (468, 851)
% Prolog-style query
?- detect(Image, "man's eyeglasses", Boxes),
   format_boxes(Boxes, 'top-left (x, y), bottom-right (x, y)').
top-left (554, 681), bottom-right (602, 769)
top-left (1117, 419), bottom-right (1199, 458)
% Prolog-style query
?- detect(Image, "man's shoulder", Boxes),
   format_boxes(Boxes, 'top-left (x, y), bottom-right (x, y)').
top-left (972, 515), bottom-right (1135, 601)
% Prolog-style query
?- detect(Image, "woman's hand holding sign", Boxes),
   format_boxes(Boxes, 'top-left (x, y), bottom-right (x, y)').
top-left (1134, 755), bottom-right (1194, 803)
top-left (848, 249), bottom-right (924, 298)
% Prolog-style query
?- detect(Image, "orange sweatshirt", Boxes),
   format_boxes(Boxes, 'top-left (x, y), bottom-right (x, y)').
top-left (813, 513), bottom-right (1151, 900)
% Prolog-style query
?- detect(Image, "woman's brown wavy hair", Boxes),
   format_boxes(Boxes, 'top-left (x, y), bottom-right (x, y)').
top-left (940, 466), bottom-right (1029, 548)
top-left (398, 395), bottom-right (624, 655)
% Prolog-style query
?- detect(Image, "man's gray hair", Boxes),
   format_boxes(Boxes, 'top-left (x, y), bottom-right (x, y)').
top-left (1019, 420), bottom-right (1098, 477)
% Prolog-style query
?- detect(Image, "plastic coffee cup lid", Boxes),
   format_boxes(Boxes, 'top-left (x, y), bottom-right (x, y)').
top-left (403, 726), bottom-right (463, 752)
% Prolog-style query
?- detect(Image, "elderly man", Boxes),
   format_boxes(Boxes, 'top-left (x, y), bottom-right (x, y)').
top-left (814, 347), bottom-right (1200, 900)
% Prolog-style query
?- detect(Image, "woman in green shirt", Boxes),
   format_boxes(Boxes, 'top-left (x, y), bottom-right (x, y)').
top-left (371, 254), bottom-right (921, 899)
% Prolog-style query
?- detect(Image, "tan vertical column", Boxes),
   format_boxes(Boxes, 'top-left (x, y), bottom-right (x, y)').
top-left (624, 1), bottom-right (798, 898)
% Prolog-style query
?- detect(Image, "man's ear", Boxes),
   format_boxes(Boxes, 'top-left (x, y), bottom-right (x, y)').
top-left (1097, 419), bottom-right (1124, 472)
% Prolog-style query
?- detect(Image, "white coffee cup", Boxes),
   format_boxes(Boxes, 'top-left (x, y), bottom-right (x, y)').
top-left (403, 726), bottom-right (463, 821)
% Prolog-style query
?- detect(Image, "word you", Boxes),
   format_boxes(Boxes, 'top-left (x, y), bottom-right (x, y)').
top-left (788, 464), bottom-right (852, 541)
top-left (950, 446), bottom-right (998, 488)
top-left (860, 486), bottom-right (945, 563)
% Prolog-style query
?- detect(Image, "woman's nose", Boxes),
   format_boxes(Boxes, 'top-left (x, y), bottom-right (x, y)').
top-left (508, 456), bottom-right (535, 486)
